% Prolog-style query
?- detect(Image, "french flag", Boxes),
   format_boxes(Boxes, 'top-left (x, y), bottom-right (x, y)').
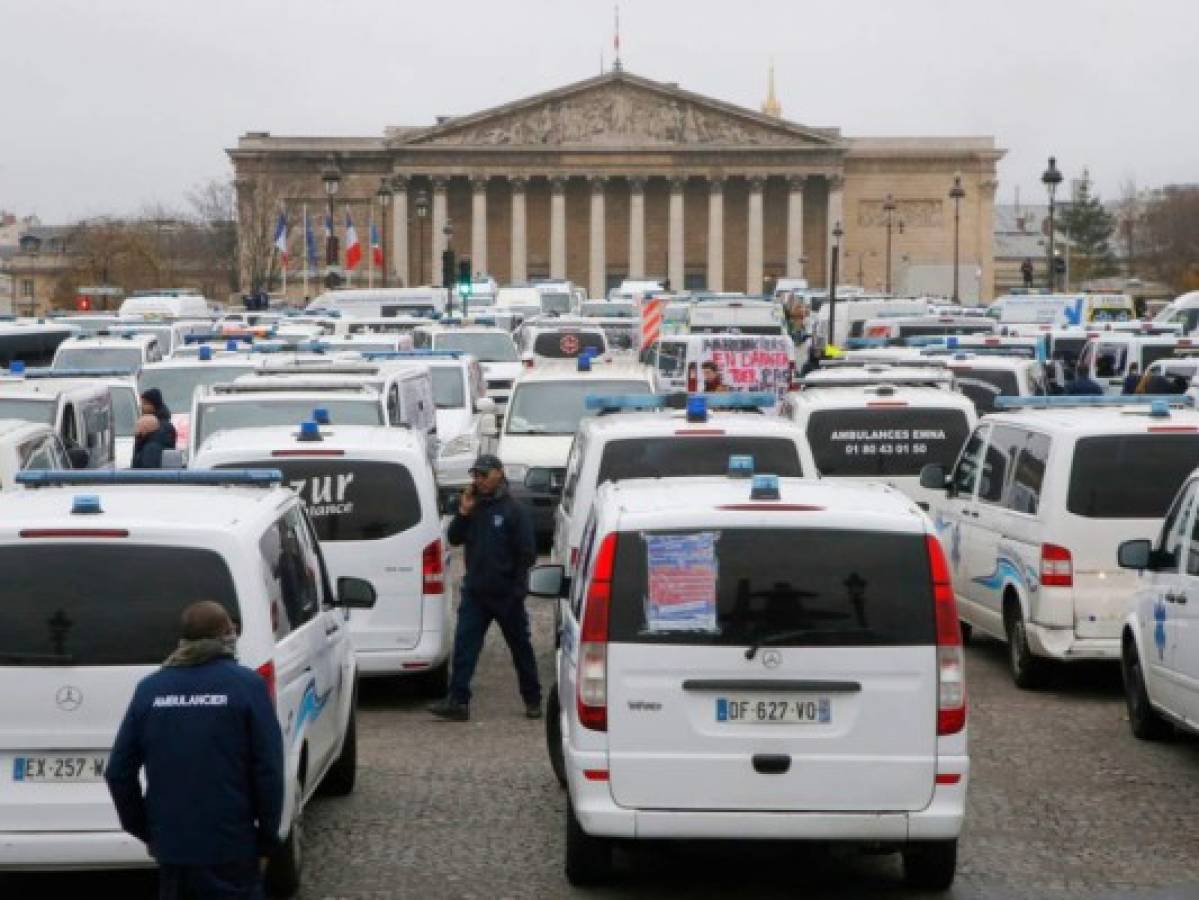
top-left (344, 210), bottom-right (362, 270)
top-left (370, 221), bottom-right (383, 268)
top-left (273, 212), bottom-right (288, 265)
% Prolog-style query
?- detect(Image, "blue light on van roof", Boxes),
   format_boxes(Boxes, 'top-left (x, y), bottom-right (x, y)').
top-left (225, 339), bottom-right (239, 351)
top-left (8, 360), bottom-right (25, 375)
top-left (71, 494), bottom-right (102, 515)
top-left (686, 395), bottom-right (708, 423)
top-left (728, 455), bottom-right (754, 478)
top-left (945, 336), bottom-right (959, 349)
top-left (297, 420), bottom-right (322, 442)
top-left (750, 473), bottom-right (780, 500)
top-left (313, 408), bottom-right (331, 425)
top-left (577, 354), bottom-right (592, 372)
top-left (198, 345), bottom-right (213, 361)
top-left (1150, 399), bottom-right (1171, 418)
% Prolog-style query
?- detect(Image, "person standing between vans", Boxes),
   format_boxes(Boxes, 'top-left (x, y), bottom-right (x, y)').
top-left (132, 414), bottom-right (171, 469)
top-left (1065, 363), bottom-right (1103, 396)
top-left (1121, 362), bottom-right (1141, 395)
top-left (140, 388), bottom-right (178, 449)
top-left (106, 601), bottom-right (284, 900)
top-left (430, 454), bottom-right (541, 722)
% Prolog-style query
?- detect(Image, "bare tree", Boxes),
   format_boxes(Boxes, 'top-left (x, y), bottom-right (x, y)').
top-left (233, 172), bottom-right (305, 294)
top-left (187, 177), bottom-right (238, 297)
top-left (1141, 185), bottom-right (1199, 292)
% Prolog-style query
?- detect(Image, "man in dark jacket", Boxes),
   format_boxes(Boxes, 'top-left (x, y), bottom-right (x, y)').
top-left (106, 601), bottom-right (284, 900)
top-left (1064, 363), bottom-right (1104, 396)
top-left (430, 454), bottom-right (540, 722)
top-left (131, 414), bottom-right (172, 469)
top-left (140, 388), bottom-right (178, 449)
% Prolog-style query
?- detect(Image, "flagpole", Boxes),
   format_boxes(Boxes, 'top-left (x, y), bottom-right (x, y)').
top-left (302, 205), bottom-right (309, 298)
top-left (344, 205), bottom-right (352, 288)
top-left (281, 218), bottom-right (287, 298)
top-left (368, 206), bottom-right (375, 289)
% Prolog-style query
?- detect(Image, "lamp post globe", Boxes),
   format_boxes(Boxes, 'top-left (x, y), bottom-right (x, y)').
top-left (1042, 156), bottom-right (1063, 289)
top-left (949, 173), bottom-right (966, 303)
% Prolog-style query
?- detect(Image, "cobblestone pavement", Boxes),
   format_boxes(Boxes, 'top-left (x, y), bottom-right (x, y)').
top-left (7, 588), bottom-right (1199, 899)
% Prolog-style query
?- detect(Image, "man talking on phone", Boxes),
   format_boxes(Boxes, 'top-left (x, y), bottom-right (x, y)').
top-left (430, 454), bottom-right (540, 722)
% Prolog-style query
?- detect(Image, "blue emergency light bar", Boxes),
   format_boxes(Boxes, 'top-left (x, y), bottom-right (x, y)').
top-left (583, 392), bottom-right (776, 412)
top-left (845, 338), bottom-right (889, 349)
top-left (993, 395), bottom-right (1194, 410)
top-left (20, 367), bottom-right (138, 379)
top-left (362, 351), bottom-right (467, 360)
top-left (184, 333), bottom-right (256, 345)
top-left (727, 455), bottom-right (755, 478)
top-left (16, 469), bottom-right (284, 488)
top-left (919, 347), bottom-right (1037, 360)
top-left (750, 473), bottom-right (781, 500)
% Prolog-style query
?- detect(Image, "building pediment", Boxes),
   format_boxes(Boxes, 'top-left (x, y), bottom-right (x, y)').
top-left (392, 71), bottom-right (841, 150)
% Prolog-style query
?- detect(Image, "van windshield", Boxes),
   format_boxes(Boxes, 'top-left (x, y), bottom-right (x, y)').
top-left (430, 368), bottom-right (465, 409)
top-left (0, 546), bottom-right (238, 666)
top-left (1068, 434), bottom-right (1199, 519)
top-left (607, 529), bottom-right (935, 646)
top-left (194, 399), bottom-right (383, 448)
top-left (807, 408), bottom-right (970, 477)
top-left (140, 365), bottom-right (256, 413)
top-left (433, 332), bottom-right (518, 362)
top-left (217, 460), bottom-right (421, 541)
top-left (0, 398), bottom-right (55, 425)
top-left (539, 293), bottom-right (573, 315)
top-left (506, 380), bottom-right (652, 435)
top-left (53, 347), bottom-right (144, 372)
top-left (598, 437), bottom-right (804, 482)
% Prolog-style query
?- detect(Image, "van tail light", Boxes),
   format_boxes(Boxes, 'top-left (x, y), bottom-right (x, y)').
top-left (256, 660), bottom-right (277, 704)
top-left (686, 362), bottom-right (698, 393)
top-left (423, 539), bottom-right (445, 594)
top-left (788, 360), bottom-right (799, 391)
top-left (1040, 543), bottom-right (1073, 588)
top-left (926, 535), bottom-right (966, 736)
top-left (577, 532), bottom-right (616, 732)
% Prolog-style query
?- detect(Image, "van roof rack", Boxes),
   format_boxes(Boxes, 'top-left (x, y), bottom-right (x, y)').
top-left (18, 367), bottom-right (137, 379)
top-left (16, 469), bottom-right (283, 488)
top-left (583, 392), bottom-right (774, 413)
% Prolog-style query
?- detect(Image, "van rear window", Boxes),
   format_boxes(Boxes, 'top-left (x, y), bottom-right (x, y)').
top-left (218, 460), bottom-right (421, 541)
top-left (607, 529), bottom-right (935, 646)
top-left (0, 546), bottom-right (239, 666)
top-left (949, 368), bottom-right (1020, 414)
top-left (1067, 434), bottom-right (1199, 519)
top-left (533, 331), bottom-right (605, 358)
top-left (807, 408), bottom-right (969, 477)
top-left (598, 437), bottom-right (803, 482)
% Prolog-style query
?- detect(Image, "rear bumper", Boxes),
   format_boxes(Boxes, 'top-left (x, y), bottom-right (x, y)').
top-left (1026, 624), bottom-right (1121, 661)
top-left (567, 751), bottom-right (967, 842)
top-left (0, 831), bottom-right (152, 870)
top-left (352, 624), bottom-right (450, 675)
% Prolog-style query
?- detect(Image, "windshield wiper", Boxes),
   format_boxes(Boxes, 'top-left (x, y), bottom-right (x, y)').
top-left (0, 651), bottom-right (76, 665)
top-left (744, 628), bottom-right (873, 660)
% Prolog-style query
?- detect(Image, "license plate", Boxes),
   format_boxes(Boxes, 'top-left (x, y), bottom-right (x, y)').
top-left (12, 755), bottom-right (108, 783)
top-left (716, 696), bottom-right (831, 724)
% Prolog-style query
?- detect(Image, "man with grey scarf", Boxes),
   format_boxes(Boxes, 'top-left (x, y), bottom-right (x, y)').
top-left (107, 601), bottom-right (284, 900)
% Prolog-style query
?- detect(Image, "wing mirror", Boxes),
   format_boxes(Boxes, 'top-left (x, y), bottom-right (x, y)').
top-left (1117, 539), bottom-right (1153, 571)
top-left (527, 564), bottom-right (568, 599)
top-left (66, 445), bottom-right (91, 469)
top-left (919, 463), bottom-right (949, 490)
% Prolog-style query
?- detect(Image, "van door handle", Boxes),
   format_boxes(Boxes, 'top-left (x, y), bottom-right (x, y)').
top-left (752, 754), bottom-right (791, 775)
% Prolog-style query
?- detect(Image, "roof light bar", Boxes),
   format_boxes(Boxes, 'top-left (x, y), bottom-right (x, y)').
top-left (727, 455), bottom-right (754, 478)
top-left (362, 350), bottom-right (467, 360)
top-left (16, 469), bottom-right (284, 488)
top-left (749, 473), bottom-right (781, 500)
top-left (21, 367), bottom-right (138, 379)
top-left (993, 395), bottom-right (1194, 409)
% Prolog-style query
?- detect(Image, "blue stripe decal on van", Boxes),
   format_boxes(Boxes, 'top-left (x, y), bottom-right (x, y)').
top-left (291, 679), bottom-right (331, 744)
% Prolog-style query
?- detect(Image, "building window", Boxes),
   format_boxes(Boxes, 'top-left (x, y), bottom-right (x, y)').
top-left (21, 280), bottom-right (34, 298)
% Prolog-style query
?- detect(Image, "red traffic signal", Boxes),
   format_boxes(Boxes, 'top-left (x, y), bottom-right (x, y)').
top-left (76, 296), bottom-right (92, 311)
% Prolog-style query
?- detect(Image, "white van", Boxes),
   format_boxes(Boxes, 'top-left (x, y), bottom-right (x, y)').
top-left (781, 383), bottom-right (976, 510)
top-left (856, 315), bottom-right (998, 347)
top-left (496, 286), bottom-right (544, 317)
top-left (935, 353), bottom-right (1050, 414)
top-left (922, 396), bottom-right (1199, 687)
top-left (306, 288), bottom-right (447, 320)
top-left (1153, 290), bottom-right (1199, 335)
top-left (642, 333), bottom-right (796, 398)
top-left (530, 474), bottom-right (966, 889)
top-left (688, 299), bottom-right (786, 336)
top-left (1076, 333), bottom-right (1182, 394)
top-left (139, 354), bottom-right (264, 450)
top-left (0, 379), bottom-right (115, 469)
top-left (0, 469), bottom-right (374, 894)
top-left (517, 321), bottom-right (610, 367)
top-left (990, 293), bottom-right (1136, 327)
top-left (51, 332), bottom-right (163, 374)
top-left (813, 297), bottom-right (931, 349)
top-left (0, 420), bottom-right (70, 489)
top-left (411, 325), bottom-right (521, 412)
top-left (117, 293), bottom-right (212, 319)
top-left (14, 372), bottom-right (140, 469)
top-left (193, 425), bottom-right (451, 691)
top-left (554, 395), bottom-right (815, 574)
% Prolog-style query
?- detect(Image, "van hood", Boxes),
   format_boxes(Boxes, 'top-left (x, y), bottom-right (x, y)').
top-left (495, 434), bottom-right (574, 468)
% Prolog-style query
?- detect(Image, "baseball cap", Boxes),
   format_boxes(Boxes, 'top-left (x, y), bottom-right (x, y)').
top-left (469, 453), bottom-right (504, 475)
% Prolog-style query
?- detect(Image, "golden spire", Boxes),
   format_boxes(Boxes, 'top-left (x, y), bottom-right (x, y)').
top-left (761, 61), bottom-right (781, 118)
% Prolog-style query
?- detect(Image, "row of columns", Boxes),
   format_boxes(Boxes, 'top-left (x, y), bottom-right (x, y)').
top-left (392, 174), bottom-right (845, 295)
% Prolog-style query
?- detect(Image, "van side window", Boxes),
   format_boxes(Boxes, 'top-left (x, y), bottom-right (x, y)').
top-left (289, 506), bottom-right (334, 608)
top-left (61, 403), bottom-right (78, 447)
top-left (952, 427), bottom-right (988, 496)
top-left (1006, 432), bottom-right (1050, 515)
top-left (656, 342), bottom-right (686, 377)
top-left (258, 527), bottom-right (293, 641)
top-left (388, 384), bottom-right (401, 426)
top-left (571, 517), bottom-right (599, 620)
top-left (560, 435), bottom-right (585, 516)
top-left (1186, 487), bottom-right (1199, 576)
top-left (1159, 483), bottom-right (1197, 571)
top-left (261, 516), bottom-right (321, 630)
top-left (20, 437), bottom-right (56, 470)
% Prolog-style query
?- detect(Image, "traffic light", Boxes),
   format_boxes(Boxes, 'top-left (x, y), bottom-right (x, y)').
top-left (441, 249), bottom-right (456, 289)
top-left (1053, 256), bottom-right (1066, 275)
top-left (457, 259), bottom-right (472, 296)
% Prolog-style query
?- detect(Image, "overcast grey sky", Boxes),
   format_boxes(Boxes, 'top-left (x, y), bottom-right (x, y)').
top-left (2, 0), bottom-right (1195, 223)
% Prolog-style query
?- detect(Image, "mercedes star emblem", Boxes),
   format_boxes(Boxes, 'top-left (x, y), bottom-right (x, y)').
top-left (761, 650), bottom-right (782, 669)
top-left (55, 685), bottom-right (83, 712)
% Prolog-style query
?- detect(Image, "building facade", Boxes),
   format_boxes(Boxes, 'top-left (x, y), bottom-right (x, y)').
top-left (229, 70), bottom-right (1004, 302)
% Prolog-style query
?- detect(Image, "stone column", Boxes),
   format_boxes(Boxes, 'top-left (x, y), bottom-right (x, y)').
top-left (391, 176), bottom-right (409, 287)
top-left (470, 176), bottom-right (488, 277)
top-left (588, 176), bottom-right (607, 300)
top-left (431, 176), bottom-right (448, 287)
top-left (786, 175), bottom-right (805, 278)
top-left (668, 177), bottom-right (685, 292)
top-left (707, 178), bottom-right (724, 292)
top-left (510, 176), bottom-right (528, 284)
top-left (746, 176), bottom-right (765, 294)
top-left (549, 176), bottom-right (567, 279)
top-left (826, 174), bottom-right (844, 290)
top-left (628, 176), bottom-right (646, 279)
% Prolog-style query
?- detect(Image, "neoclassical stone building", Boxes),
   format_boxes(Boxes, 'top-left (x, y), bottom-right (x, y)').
top-left (229, 69), bottom-right (1003, 301)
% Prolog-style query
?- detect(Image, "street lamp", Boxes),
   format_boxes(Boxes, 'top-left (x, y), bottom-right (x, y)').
top-left (827, 221), bottom-right (844, 353)
top-left (376, 178), bottom-right (392, 287)
top-left (882, 194), bottom-right (898, 294)
top-left (413, 189), bottom-right (429, 286)
top-left (949, 173), bottom-right (966, 303)
top-left (443, 220), bottom-right (456, 315)
top-left (1042, 156), bottom-right (1063, 290)
top-left (321, 164), bottom-right (341, 274)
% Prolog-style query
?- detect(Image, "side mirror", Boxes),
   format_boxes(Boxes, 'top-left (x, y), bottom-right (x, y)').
top-left (66, 445), bottom-right (90, 469)
top-left (1117, 539), bottom-right (1153, 571)
top-left (525, 467), bottom-right (553, 493)
top-left (480, 414), bottom-right (499, 438)
top-left (527, 564), bottom-right (567, 599)
top-left (475, 396), bottom-right (497, 415)
top-left (335, 576), bottom-right (377, 609)
top-left (160, 449), bottom-right (185, 470)
top-left (919, 463), bottom-right (948, 490)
